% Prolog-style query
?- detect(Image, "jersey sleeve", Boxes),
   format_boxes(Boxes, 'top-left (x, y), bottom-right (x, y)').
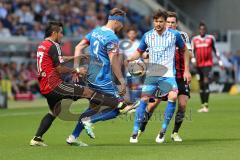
top-left (137, 34), bottom-right (147, 52)
top-left (210, 35), bottom-right (218, 55)
top-left (175, 31), bottom-right (185, 49)
top-left (48, 44), bottom-right (63, 67)
top-left (181, 32), bottom-right (192, 51)
top-left (84, 32), bottom-right (92, 44)
top-left (106, 37), bottom-right (119, 54)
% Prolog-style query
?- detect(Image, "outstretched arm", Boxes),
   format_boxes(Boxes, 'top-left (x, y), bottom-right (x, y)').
top-left (212, 37), bottom-right (223, 68)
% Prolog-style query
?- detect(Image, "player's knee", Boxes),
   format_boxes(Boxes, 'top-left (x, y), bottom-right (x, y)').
top-left (147, 99), bottom-right (159, 112)
top-left (178, 101), bottom-right (186, 112)
top-left (51, 102), bottom-right (61, 117)
top-left (168, 91), bottom-right (177, 101)
top-left (141, 96), bottom-right (149, 102)
top-left (178, 96), bottom-right (188, 111)
top-left (81, 87), bottom-right (94, 98)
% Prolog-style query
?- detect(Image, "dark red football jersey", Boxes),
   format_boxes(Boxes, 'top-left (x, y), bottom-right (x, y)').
top-left (36, 39), bottom-right (64, 94)
top-left (192, 34), bottom-right (215, 67)
top-left (175, 31), bottom-right (192, 79)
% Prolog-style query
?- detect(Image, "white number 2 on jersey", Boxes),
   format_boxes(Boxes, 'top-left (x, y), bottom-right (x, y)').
top-left (93, 40), bottom-right (99, 59)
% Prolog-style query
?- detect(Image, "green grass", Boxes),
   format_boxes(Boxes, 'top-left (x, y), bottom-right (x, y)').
top-left (1, 93), bottom-right (240, 160)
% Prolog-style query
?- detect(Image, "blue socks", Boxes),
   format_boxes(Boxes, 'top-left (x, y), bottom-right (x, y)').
top-left (161, 101), bottom-right (176, 132)
top-left (133, 100), bottom-right (147, 134)
top-left (90, 108), bottom-right (120, 123)
top-left (71, 108), bottom-right (120, 138)
top-left (72, 121), bottom-right (84, 138)
top-left (71, 108), bottom-right (93, 138)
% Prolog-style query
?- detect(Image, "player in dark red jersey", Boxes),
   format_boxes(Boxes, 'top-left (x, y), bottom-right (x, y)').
top-left (30, 21), bottom-right (127, 146)
top-left (165, 11), bottom-right (192, 141)
top-left (191, 22), bottom-right (223, 113)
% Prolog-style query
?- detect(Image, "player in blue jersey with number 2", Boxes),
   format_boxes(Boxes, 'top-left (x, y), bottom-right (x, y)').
top-left (66, 8), bottom-right (135, 146)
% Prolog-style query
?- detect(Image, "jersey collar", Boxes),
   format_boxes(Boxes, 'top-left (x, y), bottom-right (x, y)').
top-left (102, 26), bottom-right (115, 33)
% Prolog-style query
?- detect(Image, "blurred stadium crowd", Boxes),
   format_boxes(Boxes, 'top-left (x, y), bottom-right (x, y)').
top-left (0, 0), bottom-right (151, 39)
top-left (0, 0), bottom-right (239, 100)
top-left (0, 0), bottom-right (151, 99)
top-left (0, 61), bottom-right (38, 99)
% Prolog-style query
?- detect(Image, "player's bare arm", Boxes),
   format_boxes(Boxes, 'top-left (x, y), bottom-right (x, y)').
top-left (55, 64), bottom-right (78, 74)
top-left (109, 51), bottom-right (126, 96)
top-left (62, 55), bottom-right (88, 62)
top-left (183, 45), bottom-right (192, 84)
top-left (74, 39), bottom-right (90, 68)
top-left (127, 50), bottom-right (142, 62)
top-left (72, 39), bottom-right (90, 82)
top-left (212, 38), bottom-right (224, 68)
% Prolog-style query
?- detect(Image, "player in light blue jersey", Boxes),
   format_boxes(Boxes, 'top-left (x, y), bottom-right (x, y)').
top-left (136, 11), bottom-right (193, 143)
top-left (127, 10), bottom-right (191, 143)
top-left (66, 8), bottom-right (132, 146)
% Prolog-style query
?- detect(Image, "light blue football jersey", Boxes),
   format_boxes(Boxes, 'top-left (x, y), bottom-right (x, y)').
top-left (84, 26), bottom-right (119, 94)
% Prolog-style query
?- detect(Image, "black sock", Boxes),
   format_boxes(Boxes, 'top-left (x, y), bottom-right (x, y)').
top-left (200, 91), bottom-right (205, 105)
top-left (199, 81), bottom-right (205, 105)
top-left (205, 91), bottom-right (210, 106)
top-left (203, 82), bottom-right (210, 106)
top-left (140, 111), bottom-right (153, 132)
top-left (173, 110), bottom-right (185, 133)
top-left (35, 113), bottom-right (56, 138)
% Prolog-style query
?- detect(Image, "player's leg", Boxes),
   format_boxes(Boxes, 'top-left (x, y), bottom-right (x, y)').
top-left (197, 68), bottom-right (205, 108)
top-left (66, 107), bottom-right (94, 146)
top-left (198, 67), bottom-right (211, 112)
top-left (30, 93), bottom-right (62, 146)
top-left (55, 82), bottom-right (127, 110)
top-left (203, 67), bottom-right (211, 109)
top-left (57, 82), bottom-right (124, 140)
top-left (139, 98), bottom-right (160, 133)
top-left (172, 79), bottom-right (190, 141)
top-left (129, 96), bottom-right (148, 143)
top-left (68, 83), bottom-right (128, 143)
top-left (130, 77), bottom-right (158, 143)
top-left (128, 75), bottom-right (143, 103)
top-left (156, 78), bottom-right (178, 143)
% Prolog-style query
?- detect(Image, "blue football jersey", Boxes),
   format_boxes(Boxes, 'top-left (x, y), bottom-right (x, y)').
top-left (137, 28), bottom-right (185, 77)
top-left (85, 26), bottom-right (119, 88)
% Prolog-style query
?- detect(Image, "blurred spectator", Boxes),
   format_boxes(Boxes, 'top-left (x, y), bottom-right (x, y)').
top-left (0, 61), bottom-right (39, 99)
top-left (0, 2), bottom-right (8, 19)
top-left (0, 63), bottom-right (13, 99)
top-left (0, 21), bottom-right (11, 37)
top-left (232, 50), bottom-right (240, 83)
top-left (221, 52), bottom-right (235, 83)
top-left (15, 3), bottom-right (34, 25)
top-left (27, 22), bottom-right (44, 39)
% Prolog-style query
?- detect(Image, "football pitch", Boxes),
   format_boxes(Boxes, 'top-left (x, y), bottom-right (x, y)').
top-left (0, 93), bottom-right (240, 160)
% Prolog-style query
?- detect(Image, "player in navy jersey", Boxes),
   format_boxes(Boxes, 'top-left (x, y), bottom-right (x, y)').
top-left (127, 10), bottom-right (191, 143)
top-left (30, 21), bottom-right (128, 147)
top-left (66, 8), bottom-right (136, 146)
top-left (135, 12), bottom-right (193, 143)
top-left (192, 22), bottom-right (223, 113)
